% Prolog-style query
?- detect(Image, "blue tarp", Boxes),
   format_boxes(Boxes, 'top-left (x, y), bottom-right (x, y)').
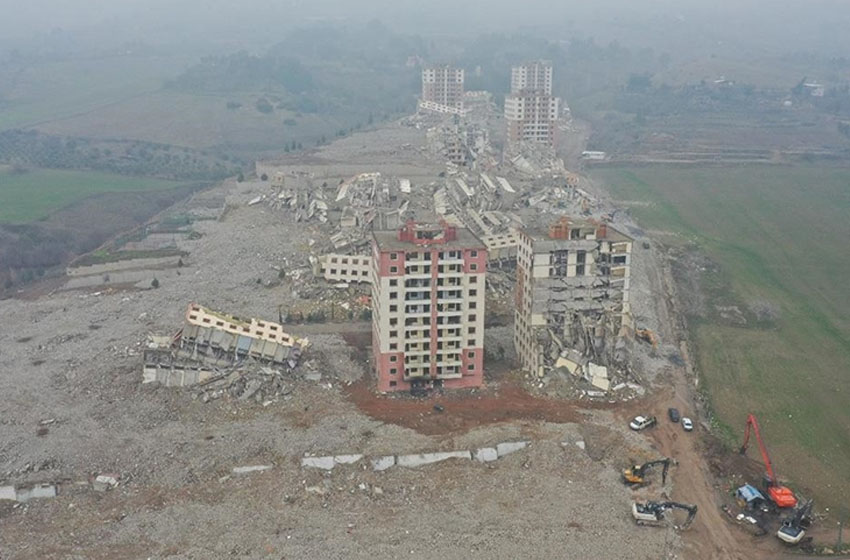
top-left (736, 484), bottom-right (765, 503)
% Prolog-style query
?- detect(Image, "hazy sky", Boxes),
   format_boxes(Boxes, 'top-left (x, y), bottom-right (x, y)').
top-left (2, 0), bottom-right (850, 57)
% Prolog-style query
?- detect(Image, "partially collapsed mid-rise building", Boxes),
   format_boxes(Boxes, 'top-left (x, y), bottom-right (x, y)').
top-left (421, 65), bottom-right (465, 114)
top-left (514, 217), bottom-right (633, 377)
top-left (371, 221), bottom-right (486, 392)
top-left (511, 60), bottom-right (553, 95)
top-left (505, 61), bottom-right (560, 147)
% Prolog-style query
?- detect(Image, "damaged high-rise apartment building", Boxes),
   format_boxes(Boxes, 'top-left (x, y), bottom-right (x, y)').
top-left (420, 64), bottom-right (465, 115)
top-left (504, 61), bottom-right (561, 147)
top-left (371, 221), bottom-right (486, 392)
top-left (514, 217), bottom-right (633, 377)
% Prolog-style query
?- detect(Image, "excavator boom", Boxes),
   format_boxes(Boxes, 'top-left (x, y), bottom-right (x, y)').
top-left (740, 413), bottom-right (797, 508)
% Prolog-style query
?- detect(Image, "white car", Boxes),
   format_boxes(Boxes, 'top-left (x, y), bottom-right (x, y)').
top-left (682, 417), bottom-right (694, 431)
top-left (629, 415), bottom-right (657, 431)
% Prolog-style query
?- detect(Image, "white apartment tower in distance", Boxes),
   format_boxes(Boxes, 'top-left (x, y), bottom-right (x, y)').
top-left (511, 61), bottom-right (553, 95)
top-left (505, 60), bottom-right (560, 147)
top-left (371, 221), bottom-right (486, 393)
top-left (421, 65), bottom-right (465, 114)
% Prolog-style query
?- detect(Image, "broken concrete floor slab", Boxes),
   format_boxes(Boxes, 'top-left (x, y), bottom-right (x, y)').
top-left (300, 455), bottom-right (364, 470)
top-left (1, 483), bottom-right (58, 502)
top-left (370, 456), bottom-right (396, 471)
top-left (232, 465), bottom-right (273, 474)
top-left (496, 441), bottom-right (530, 457)
top-left (396, 451), bottom-right (472, 468)
top-left (474, 447), bottom-right (499, 462)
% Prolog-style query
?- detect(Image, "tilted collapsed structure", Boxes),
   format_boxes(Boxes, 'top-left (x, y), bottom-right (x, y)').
top-left (143, 304), bottom-right (308, 386)
top-left (514, 217), bottom-right (633, 378)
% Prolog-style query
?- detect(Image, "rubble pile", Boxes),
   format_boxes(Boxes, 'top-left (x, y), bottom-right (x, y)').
top-left (143, 303), bottom-right (309, 401)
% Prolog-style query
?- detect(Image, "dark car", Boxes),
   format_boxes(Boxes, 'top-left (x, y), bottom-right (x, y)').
top-left (668, 408), bottom-right (681, 422)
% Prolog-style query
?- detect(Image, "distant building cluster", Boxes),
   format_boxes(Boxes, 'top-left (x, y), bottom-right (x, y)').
top-left (419, 60), bottom-right (563, 149)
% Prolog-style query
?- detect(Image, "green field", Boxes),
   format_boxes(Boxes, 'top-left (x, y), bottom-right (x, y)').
top-left (593, 165), bottom-right (850, 507)
top-left (0, 167), bottom-right (190, 224)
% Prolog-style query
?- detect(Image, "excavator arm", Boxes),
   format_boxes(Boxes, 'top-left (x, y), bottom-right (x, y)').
top-left (623, 458), bottom-right (672, 486)
top-left (740, 413), bottom-right (797, 508)
top-left (661, 502), bottom-right (698, 529)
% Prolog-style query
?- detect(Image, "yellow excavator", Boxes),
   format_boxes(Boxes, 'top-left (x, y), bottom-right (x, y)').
top-left (622, 458), bottom-right (673, 488)
top-left (635, 328), bottom-right (658, 349)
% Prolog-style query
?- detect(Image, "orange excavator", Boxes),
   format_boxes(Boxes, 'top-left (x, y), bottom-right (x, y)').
top-left (739, 413), bottom-right (797, 508)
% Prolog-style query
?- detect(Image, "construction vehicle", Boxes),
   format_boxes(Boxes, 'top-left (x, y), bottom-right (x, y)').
top-left (739, 413), bottom-right (798, 508)
top-left (777, 499), bottom-right (814, 545)
top-left (632, 501), bottom-right (698, 530)
top-left (635, 328), bottom-right (658, 349)
top-left (622, 458), bottom-right (673, 488)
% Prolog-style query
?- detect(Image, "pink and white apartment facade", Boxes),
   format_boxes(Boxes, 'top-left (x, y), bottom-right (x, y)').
top-left (371, 221), bottom-right (486, 392)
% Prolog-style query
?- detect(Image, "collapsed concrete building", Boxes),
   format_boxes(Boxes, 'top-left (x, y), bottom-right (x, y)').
top-left (513, 217), bottom-right (633, 378)
top-left (426, 118), bottom-right (490, 168)
top-left (315, 253), bottom-right (372, 284)
top-left (143, 304), bottom-right (308, 387)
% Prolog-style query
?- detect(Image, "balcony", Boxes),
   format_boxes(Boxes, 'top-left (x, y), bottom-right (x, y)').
top-left (405, 278), bottom-right (431, 289)
top-left (404, 328), bottom-right (432, 340)
top-left (437, 308), bottom-right (463, 317)
top-left (405, 303), bottom-right (431, 313)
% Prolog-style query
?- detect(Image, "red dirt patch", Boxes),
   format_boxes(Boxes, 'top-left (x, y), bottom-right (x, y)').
top-left (343, 376), bottom-right (603, 436)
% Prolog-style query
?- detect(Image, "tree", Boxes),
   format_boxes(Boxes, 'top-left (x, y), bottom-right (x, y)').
top-left (236, 172), bottom-right (244, 182)
top-left (260, 173), bottom-right (268, 181)
top-left (151, 277), bottom-right (160, 289)
top-left (255, 98), bottom-right (274, 114)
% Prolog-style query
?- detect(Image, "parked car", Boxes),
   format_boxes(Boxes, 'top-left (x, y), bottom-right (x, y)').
top-left (682, 417), bottom-right (694, 431)
top-left (668, 408), bottom-right (681, 423)
top-left (629, 415), bottom-right (657, 431)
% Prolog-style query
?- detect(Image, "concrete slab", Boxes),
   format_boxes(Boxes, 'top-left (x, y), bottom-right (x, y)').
top-left (474, 447), bottom-right (499, 462)
top-left (371, 456), bottom-right (396, 471)
top-left (15, 484), bottom-right (57, 502)
top-left (496, 441), bottom-right (529, 457)
top-left (0, 486), bottom-right (17, 501)
top-left (301, 456), bottom-right (336, 470)
top-left (333, 454), bottom-right (363, 465)
top-left (232, 465), bottom-right (273, 474)
top-left (397, 451), bottom-right (472, 468)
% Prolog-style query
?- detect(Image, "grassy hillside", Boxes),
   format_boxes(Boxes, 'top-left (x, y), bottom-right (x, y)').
top-left (0, 54), bottom-right (191, 131)
top-left (0, 166), bottom-right (190, 224)
top-left (593, 165), bottom-right (850, 508)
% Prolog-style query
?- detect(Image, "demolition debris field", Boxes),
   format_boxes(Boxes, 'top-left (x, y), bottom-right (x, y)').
top-left (0, 122), bottom-right (823, 560)
top-left (594, 164), bottom-right (850, 509)
top-left (0, 124), bottom-right (677, 559)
